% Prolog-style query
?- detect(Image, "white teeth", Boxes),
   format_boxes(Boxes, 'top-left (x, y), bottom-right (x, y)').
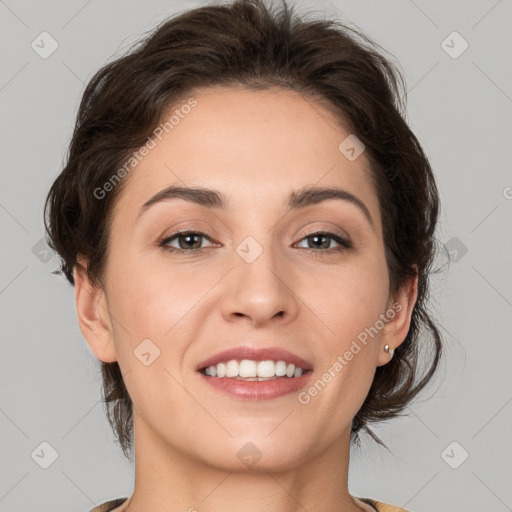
top-left (203, 359), bottom-right (307, 379)
top-left (257, 360), bottom-right (275, 378)
top-left (239, 359), bottom-right (257, 378)
top-left (275, 360), bottom-right (287, 376)
top-left (225, 360), bottom-right (238, 378)
top-left (216, 362), bottom-right (226, 378)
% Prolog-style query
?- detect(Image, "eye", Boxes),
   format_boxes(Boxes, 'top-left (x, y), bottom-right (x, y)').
top-left (158, 230), bottom-right (215, 254)
top-left (158, 230), bottom-right (352, 255)
top-left (294, 231), bottom-right (352, 254)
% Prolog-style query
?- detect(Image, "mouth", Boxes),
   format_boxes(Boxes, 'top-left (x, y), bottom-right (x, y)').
top-left (198, 359), bottom-right (312, 380)
top-left (195, 346), bottom-right (314, 400)
top-left (195, 345), bottom-right (313, 373)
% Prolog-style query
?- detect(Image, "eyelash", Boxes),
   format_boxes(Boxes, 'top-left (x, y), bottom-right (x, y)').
top-left (157, 229), bottom-right (352, 256)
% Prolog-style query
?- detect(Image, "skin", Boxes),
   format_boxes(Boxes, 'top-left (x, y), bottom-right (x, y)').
top-left (74, 86), bottom-right (417, 512)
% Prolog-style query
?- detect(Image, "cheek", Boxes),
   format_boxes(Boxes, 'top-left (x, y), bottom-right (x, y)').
top-left (305, 254), bottom-right (389, 333)
top-left (306, 279), bottom-right (385, 422)
top-left (304, 254), bottom-right (388, 391)
top-left (105, 257), bottom-right (221, 375)
top-left (107, 253), bottom-right (199, 328)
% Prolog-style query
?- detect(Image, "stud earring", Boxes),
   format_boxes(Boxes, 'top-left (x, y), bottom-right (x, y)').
top-left (384, 344), bottom-right (395, 358)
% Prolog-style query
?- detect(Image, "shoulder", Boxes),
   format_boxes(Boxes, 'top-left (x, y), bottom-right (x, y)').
top-left (88, 497), bottom-right (129, 512)
top-left (358, 497), bottom-right (411, 512)
top-left (373, 502), bottom-right (410, 512)
top-left (90, 496), bottom-right (409, 512)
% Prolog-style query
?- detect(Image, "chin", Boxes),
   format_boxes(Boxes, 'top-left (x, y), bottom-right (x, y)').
top-left (197, 435), bottom-right (309, 473)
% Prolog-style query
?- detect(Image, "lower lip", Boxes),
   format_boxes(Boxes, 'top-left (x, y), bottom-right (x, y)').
top-left (198, 371), bottom-right (313, 400)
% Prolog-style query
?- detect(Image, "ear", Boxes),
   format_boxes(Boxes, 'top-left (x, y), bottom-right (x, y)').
top-left (73, 257), bottom-right (118, 363)
top-left (377, 269), bottom-right (419, 367)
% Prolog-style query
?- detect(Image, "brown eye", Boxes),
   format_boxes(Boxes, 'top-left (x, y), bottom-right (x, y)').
top-left (295, 231), bottom-right (352, 254)
top-left (159, 231), bottom-right (213, 253)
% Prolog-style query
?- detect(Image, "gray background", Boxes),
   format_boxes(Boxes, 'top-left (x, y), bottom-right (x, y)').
top-left (1, 0), bottom-right (511, 511)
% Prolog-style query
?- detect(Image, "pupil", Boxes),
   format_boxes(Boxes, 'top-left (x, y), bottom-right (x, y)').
top-left (311, 235), bottom-right (328, 249)
top-left (181, 234), bottom-right (200, 249)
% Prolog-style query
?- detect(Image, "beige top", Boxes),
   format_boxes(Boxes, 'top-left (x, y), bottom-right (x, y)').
top-left (89, 496), bottom-right (411, 512)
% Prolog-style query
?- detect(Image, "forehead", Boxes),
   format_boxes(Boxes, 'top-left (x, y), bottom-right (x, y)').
top-left (113, 86), bottom-right (380, 227)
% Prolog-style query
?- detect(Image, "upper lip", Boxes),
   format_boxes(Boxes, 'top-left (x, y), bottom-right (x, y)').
top-left (196, 346), bottom-right (313, 372)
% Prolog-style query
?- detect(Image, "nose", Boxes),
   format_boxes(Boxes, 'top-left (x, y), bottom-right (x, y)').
top-left (220, 243), bottom-right (300, 327)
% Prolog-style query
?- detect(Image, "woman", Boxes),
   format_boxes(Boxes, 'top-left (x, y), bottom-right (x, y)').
top-left (44, 1), bottom-right (443, 510)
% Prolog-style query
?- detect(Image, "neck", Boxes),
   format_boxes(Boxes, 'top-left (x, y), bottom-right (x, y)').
top-left (122, 413), bottom-right (367, 512)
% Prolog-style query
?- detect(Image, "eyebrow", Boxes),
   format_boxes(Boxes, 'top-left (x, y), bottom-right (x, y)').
top-left (137, 184), bottom-right (374, 228)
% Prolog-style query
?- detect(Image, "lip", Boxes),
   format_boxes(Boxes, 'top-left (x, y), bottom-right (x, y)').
top-left (198, 371), bottom-right (313, 400)
top-left (195, 345), bottom-right (314, 372)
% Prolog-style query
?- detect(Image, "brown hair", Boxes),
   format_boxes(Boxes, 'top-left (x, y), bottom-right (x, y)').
top-left (44, 0), bottom-right (444, 461)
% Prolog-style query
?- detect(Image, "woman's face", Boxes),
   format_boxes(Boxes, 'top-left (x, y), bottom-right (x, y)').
top-left (77, 85), bottom-right (415, 471)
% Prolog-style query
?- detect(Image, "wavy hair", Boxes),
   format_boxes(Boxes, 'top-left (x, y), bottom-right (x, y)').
top-left (44, 0), bottom-right (444, 461)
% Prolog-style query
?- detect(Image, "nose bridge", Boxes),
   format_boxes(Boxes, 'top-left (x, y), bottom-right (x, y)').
top-left (220, 231), bottom-right (299, 323)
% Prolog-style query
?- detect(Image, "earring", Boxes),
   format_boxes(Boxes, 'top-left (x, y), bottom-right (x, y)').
top-left (384, 344), bottom-right (395, 358)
